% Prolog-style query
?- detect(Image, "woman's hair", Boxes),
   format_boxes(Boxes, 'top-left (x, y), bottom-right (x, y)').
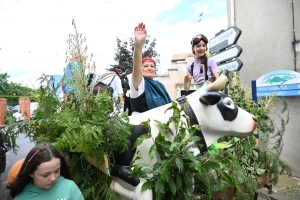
top-left (142, 57), bottom-right (156, 67)
top-left (7, 143), bottom-right (71, 198)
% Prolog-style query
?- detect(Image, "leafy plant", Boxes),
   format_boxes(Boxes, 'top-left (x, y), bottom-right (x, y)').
top-left (4, 110), bottom-right (15, 125)
top-left (0, 70), bottom-right (34, 96)
top-left (130, 101), bottom-right (219, 200)
top-left (226, 72), bottom-right (291, 184)
top-left (1, 20), bottom-right (132, 199)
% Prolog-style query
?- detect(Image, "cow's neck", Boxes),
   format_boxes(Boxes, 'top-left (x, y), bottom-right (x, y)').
top-left (177, 95), bottom-right (208, 155)
top-left (186, 89), bottom-right (225, 147)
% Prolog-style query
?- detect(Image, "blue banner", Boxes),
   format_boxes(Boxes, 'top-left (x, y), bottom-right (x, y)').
top-left (257, 90), bottom-right (300, 97)
top-left (256, 83), bottom-right (300, 92)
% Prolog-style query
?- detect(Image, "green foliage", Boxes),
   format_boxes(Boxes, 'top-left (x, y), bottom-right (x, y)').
top-left (68, 153), bottom-right (118, 200)
top-left (130, 101), bottom-right (219, 200)
top-left (0, 95), bottom-right (23, 106)
top-left (4, 110), bottom-right (15, 125)
top-left (225, 72), bottom-right (291, 184)
top-left (0, 70), bottom-right (34, 96)
top-left (0, 71), bottom-right (10, 95)
top-left (1, 20), bottom-right (132, 200)
top-left (112, 36), bottom-right (160, 93)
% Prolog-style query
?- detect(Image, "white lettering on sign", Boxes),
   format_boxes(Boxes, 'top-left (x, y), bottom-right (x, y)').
top-left (218, 61), bottom-right (239, 71)
top-left (210, 31), bottom-right (234, 46)
top-left (257, 86), bottom-right (288, 91)
top-left (210, 46), bottom-right (242, 64)
top-left (257, 91), bottom-right (287, 96)
top-left (209, 26), bottom-right (242, 54)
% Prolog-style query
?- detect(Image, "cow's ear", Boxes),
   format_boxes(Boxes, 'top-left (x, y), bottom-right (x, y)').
top-left (199, 91), bottom-right (221, 105)
top-left (222, 69), bottom-right (229, 77)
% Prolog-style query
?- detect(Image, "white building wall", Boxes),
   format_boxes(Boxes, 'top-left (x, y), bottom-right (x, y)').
top-left (229, 0), bottom-right (300, 177)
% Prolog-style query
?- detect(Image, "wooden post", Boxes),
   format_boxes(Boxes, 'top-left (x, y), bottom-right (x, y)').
top-left (19, 97), bottom-right (30, 121)
top-left (84, 155), bottom-right (110, 175)
top-left (0, 98), bottom-right (7, 125)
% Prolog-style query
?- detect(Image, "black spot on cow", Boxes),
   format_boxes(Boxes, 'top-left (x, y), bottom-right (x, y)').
top-left (199, 91), bottom-right (221, 106)
top-left (113, 125), bottom-right (149, 166)
top-left (217, 93), bottom-right (238, 121)
top-left (111, 125), bottom-right (149, 186)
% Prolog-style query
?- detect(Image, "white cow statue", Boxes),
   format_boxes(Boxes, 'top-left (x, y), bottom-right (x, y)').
top-left (109, 70), bottom-right (258, 200)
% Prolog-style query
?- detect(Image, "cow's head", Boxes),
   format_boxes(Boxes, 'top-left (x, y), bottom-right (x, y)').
top-left (187, 70), bottom-right (258, 146)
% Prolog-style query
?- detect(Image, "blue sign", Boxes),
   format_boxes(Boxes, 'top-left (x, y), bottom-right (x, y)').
top-left (254, 70), bottom-right (300, 98)
top-left (256, 83), bottom-right (300, 92)
top-left (257, 90), bottom-right (300, 97)
top-left (256, 70), bottom-right (300, 87)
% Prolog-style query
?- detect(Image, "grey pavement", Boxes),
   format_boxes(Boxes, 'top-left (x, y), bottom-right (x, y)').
top-left (257, 175), bottom-right (300, 200)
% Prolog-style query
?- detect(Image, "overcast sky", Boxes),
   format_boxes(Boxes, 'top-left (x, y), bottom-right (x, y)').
top-left (0, 0), bottom-right (227, 88)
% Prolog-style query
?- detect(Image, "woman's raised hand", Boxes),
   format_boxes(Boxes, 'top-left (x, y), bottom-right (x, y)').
top-left (134, 22), bottom-right (147, 44)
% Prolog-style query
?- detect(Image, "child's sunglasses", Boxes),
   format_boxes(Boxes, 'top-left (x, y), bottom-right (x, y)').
top-left (191, 34), bottom-right (208, 46)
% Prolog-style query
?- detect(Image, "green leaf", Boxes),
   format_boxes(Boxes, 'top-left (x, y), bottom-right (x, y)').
top-left (131, 154), bottom-right (141, 166)
top-left (176, 176), bottom-right (182, 190)
top-left (183, 193), bottom-right (191, 200)
top-left (160, 141), bottom-right (172, 149)
top-left (181, 133), bottom-right (192, 146)
top-left (153, 162), bottom-right (163, 173)
top-left (140, 119), bottom-right (150, 127)
top-left (141, 181), bottom-right (153, 192)
top-left (154, 119), bottom-right (173, 136)
top-left (132, 163), bottom-right (148, 171)
top-left (189, 136), bottom-right (201, 143)
top-left (175, 157), bottom-right (184, 172)
top-left (148, 145), bottom-right (157, 160)
top-left (219, 171), bottom-right (233, 185)
top-left (155, 178), bottom-right (165, 194)
top-left (155, 193), bottom-right (165, 200)
top-left (168, 178), bottom-right (176, 195)
top-left (133, 134), bottom-right (150, 149)
top-left (169, 142), bottom-right (181, 151)
top-left (183, 173), bottom-right (193, 193)
top-left (161, 168), bottom-right (171, 182)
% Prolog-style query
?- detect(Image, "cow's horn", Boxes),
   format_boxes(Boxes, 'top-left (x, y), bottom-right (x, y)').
top-left (205, 72), bottom-right (228, 92)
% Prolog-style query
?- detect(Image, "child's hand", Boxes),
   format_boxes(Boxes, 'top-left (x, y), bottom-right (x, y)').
top-left (184, 74), bottom-right (193, 82)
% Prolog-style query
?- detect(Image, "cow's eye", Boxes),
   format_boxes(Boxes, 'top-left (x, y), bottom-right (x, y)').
top-left (223, 98), bottom-right (235, 109)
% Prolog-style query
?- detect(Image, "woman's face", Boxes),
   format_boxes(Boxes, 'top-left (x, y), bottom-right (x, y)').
top-left (192, 40), bottom-right (207, 58)
top-left (142, 61), bottom-right (156, 79)
top-left (30, 157), bottom-right (61, 189)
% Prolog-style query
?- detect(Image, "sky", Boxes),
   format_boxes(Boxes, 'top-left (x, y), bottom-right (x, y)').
top-left (0, 0), bottom-right (228, 89)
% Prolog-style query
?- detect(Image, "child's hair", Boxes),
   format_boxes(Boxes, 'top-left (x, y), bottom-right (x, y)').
top-left (7, 142), bottom-right (71, 198)
top-left (191, 34), bottom-right (208, 55)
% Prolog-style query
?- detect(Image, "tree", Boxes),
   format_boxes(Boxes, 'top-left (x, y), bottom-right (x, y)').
top-left (0, 70), bottom-right (33, 96)
top-left (0, 71), bottom-right (9, 95)
top-left (112, 36), bottom-right (160, 93)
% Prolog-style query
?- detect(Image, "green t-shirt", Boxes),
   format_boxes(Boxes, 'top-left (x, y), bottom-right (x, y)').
top-left (14, 176), bottom-right (84, 200)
